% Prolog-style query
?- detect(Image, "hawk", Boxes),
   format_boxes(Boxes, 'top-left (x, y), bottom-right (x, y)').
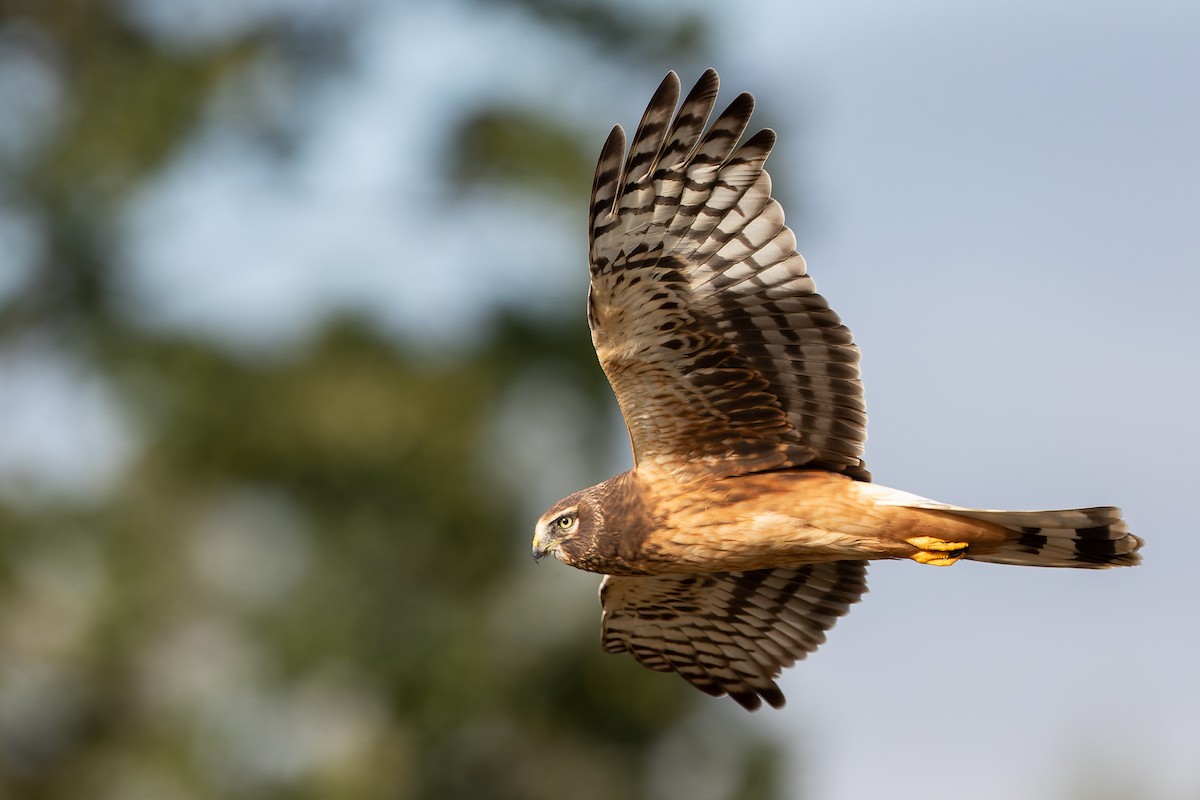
top-left (531, 69), bottom-right (1143, 711)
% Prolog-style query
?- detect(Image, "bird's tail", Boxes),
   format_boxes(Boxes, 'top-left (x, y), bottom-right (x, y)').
top-left (869, 485), bottom-right (1144, 568)
top-left (939, 505), bottom-right (1142, 568)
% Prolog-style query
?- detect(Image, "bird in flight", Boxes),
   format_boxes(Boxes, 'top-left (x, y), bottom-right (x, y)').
top-left (532, 69), bottom-right (1143, 711)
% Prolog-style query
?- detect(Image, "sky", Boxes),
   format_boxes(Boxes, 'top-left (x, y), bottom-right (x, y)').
top-left (4, 0), bottom-right (1199, 798)
top-left (715, 3), bottom-right (1200, 799)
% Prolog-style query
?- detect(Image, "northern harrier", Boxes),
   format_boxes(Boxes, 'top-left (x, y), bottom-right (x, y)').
top-left (532, 70), bottom-right (1143, 711)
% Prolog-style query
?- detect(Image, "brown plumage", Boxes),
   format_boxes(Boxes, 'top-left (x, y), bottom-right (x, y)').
top-left (532, 69), bottom-right (1144, 711)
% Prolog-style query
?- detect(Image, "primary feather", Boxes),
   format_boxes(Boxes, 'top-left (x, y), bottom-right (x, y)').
top-left (587, 69), bottom-right (868, 483)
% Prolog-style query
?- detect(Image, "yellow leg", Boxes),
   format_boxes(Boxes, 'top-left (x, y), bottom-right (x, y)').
top-left (906, 535), bottom-right (969, 566)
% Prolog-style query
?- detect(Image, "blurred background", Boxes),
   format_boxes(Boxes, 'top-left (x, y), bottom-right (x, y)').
top-left (0, 1), bottom-right (1196, 799)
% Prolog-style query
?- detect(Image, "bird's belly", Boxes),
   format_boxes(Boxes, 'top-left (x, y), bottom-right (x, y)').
top-left (645, 511), bottom-right (898, 573)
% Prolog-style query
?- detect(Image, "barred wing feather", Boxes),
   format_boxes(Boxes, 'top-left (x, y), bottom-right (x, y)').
top-left (600, 562), bottom-right (868, 710)
top-left (588, 69), bottom-right (868, 482)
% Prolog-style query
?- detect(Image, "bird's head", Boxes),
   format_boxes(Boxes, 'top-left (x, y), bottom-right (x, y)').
top-left (532, 490), bottom-right (596, 567)
top-left (532, 474), bottom-right (650, 574)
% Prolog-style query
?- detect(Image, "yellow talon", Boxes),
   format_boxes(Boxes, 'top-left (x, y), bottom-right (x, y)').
top-left (906, 536), bottom-right (968, 551)
top-left (910, 550), bottom-right (965, 566)
top-left (906, 536), bottom-right (969, 566)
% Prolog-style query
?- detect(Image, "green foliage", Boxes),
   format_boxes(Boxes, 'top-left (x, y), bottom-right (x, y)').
top-left (13, 0), bottom-right (250, 199)
top-left (450, 107), bottom-right (593, 197)
top-left (0, 2), bottom-right (788, 799)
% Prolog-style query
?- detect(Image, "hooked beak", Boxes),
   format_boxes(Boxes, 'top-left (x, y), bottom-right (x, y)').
top-left (531, 529), bottom-right (555, 563)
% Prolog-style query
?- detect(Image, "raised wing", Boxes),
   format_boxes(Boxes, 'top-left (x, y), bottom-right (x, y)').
top-left (599, 561), bottom-right (868, 711)
top-left (588, 69), bottom-right (868, 482)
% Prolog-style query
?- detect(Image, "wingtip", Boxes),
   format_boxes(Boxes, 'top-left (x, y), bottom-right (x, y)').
top-left (604, 123), bottom-right (626, 150)
top-left (728, 90), bottom-right (756, 117)
top-left (691, 67), bottom-right (720, 97)
top-left (728, 684), bottom-right (786, 712)
top-left (744, 127), bottom-right (777, 151)
top-left (649, 70), bottom-right (682, 111)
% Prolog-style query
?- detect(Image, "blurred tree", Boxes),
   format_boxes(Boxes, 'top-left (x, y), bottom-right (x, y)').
top-left (0, 1), bottom-right (786, 799)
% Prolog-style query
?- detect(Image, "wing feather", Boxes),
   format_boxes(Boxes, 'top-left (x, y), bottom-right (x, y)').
top-left (588, 70), bottom-right (868, 482)
top-left (599, 562), bottom-right (868, 710)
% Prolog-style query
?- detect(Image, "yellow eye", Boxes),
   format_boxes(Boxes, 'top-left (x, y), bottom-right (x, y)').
top-left (556, 514), bottom-right (576, 530)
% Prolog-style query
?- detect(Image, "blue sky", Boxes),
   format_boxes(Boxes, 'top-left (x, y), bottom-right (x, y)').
top-left (718, 3), bottom-right (1199, 798)
top-left (3, 0), bottom-right (1197, 797)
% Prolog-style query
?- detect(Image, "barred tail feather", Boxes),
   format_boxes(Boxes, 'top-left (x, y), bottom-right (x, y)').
top-left (871, 485), bottom-right (1144, 568)
top-left (951, 506), bottom-right (1143, 568)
